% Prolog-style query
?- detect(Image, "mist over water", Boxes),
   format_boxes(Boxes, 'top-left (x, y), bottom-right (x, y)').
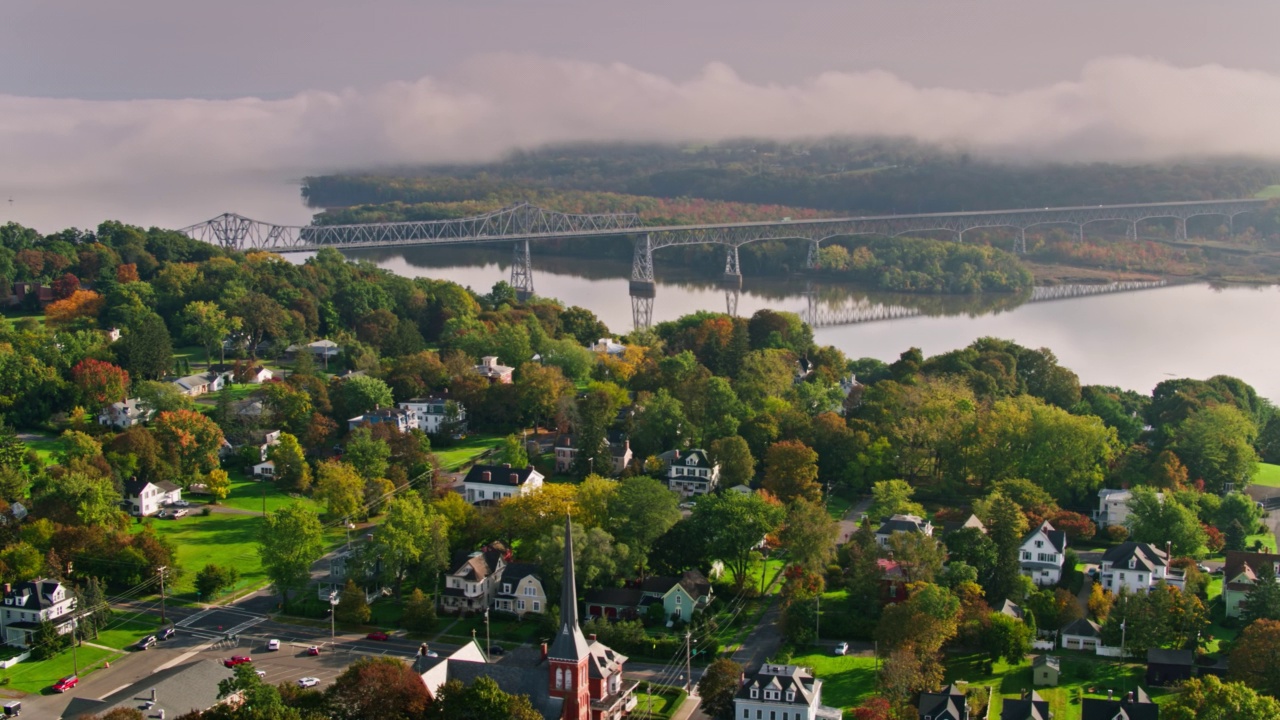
top-left (338, 245), bottom-right (1280, 402)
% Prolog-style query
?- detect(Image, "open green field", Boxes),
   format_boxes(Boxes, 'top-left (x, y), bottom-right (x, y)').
top-left (434, 434), bottom-right (502, 471)
top-left (1253, 462), bottom-right (1280, 487)
top-left (0, 644), bottom-right (120, 695)
top-left (631, 686), bottom-right (686, 720)
top-left (789, 652), bottom-right (878, 711)
top-left (1255, 185), bottom-right (1280, 199)
top-left (0, 310), bottom-right (46, 328)
top-left (219, 471), bottom-right (324, 515)
top-left (92, 612), bottom-right (169, 650)
top-left (20, 431), bottom-right (63, 466)
top-left (197, 383), bottom-right (264, 405)
top-left (131, 513), bottom-right (265, 597)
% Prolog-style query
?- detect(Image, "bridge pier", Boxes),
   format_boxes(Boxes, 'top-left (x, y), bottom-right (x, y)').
top-left (1015, 228), bottom-right (1027, 254)
top-left (1077, 224), bottom-right (1085, 243)
top-left (510, 239), bottom-right (535, 299)
top-left (1128, 221), bottom-right (1139, 241)
top-left (631, 293), bottom-right (654, 332)
top-left (630, 234), bottom-right (656, 295)
top-left (807, 242), bottom-right (821, 270)
top-left (1175, 217), bottom-right (1188, 241)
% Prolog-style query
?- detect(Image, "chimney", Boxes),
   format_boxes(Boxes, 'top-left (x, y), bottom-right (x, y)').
top-left (503, 463), bottom-right (511, 468)
top-left (1127, 691), bottom-right (1134, 703)
top-left (588, 634), bottom-right (597, 642)
top-left (2, 584), bottom-right (9, 595)
top-left (510, 474), bottom-right (519, 484)
top-left (540, 642), bottom-right (548, 660)
top-left (482, 471), bottom-right (491, 482)
top-left (150, 688), bottom-right (157, 701)
top-left (1108, 689), bottom-right (1113, 700)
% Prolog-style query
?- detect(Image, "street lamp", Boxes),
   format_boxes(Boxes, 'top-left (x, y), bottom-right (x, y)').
top-left (484, 608), bottom-right (491, 659)
top-left (329, 591), bottom-right (340, 640)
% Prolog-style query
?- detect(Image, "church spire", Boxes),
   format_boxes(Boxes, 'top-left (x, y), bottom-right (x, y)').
top-left (547, 515), bottom-right (590, 662)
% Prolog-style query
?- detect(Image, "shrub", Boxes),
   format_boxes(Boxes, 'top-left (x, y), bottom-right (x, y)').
top-left (1106, 525), bottom-right (1129, 543)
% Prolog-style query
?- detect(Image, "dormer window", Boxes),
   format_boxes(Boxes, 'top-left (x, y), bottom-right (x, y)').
top-left (786, 690), bottom-right (795, 702)
top-left (503, 584), bottom-right (512, 594)
top-left (750, 688), bottom-right (758, 699)
top-left (1129, 558), bottom-right (1136, 569)
top-left (1035, 540), bottom-right (1043, 548)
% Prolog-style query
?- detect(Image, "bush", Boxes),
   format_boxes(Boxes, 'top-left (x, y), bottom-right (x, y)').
top-left (201, 506), bottom-right (212, 516)
top-left (1106, 525), bottom-right (1129, 543)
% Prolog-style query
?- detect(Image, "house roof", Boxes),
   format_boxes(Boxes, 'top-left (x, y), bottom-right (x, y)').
top-left (1080, 689), bottom-right (1159, 720)
top-left (61, 659), bottom-right (235, 720)
top-left (446, 659), bottom-right (564, 720)
top-left (449, 545), bottom-right (506, 582)
top-left (174, 372), bottom-right (219, 390)
top-left (1061, 618), bottom-right (1102, 638)
top-left (1146, 648), bottom-right (1193, 666)
top-left (917, 684), bottom-right (968, 720)
top-left (1102, 542), bottom-right (1170, 571)
top-left (122, 477), bottom-right (154, 498)
top-left (1002, 692), bottom-right (1050, 720)
top-left (875, 514), bottom-right (929, 535)
top-left (1224, 550), bottom-right (1279, 592)
top-left (734, 664), bottom-right (818, 706)
top-left (464, 464), bottom-right (542, 487)
top-left (583, 587), bottom-right (646, 609)
top-left (1021, 521), bottom-right (1066, 553)
top-left (586, 639), bottom-right (628, 680)
top-left (999, 599), bottom-right (1025, 620)
top-left (155, 481), bottom-right (181, 493)
top-left (1032, 654), bottom-right (1060, 670)
top-left (496, 563), bottom-right (541, 597)
top-left (658, 448), bottom-right (716, 469)
top-left (3, 579), bottom-right (68, 611)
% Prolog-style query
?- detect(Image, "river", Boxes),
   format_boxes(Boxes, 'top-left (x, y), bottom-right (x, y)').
top-left (326, 245), bottom-right (1280, 402)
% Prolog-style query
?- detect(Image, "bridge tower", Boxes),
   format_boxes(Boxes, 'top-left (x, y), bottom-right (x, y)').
top-left (511, 240), bottom-right (535, 300)
top-left (1015, 228), bottom-right (1027, 255)
top-left (631, 293), bottom-right (654, 332)
top-left (1127, 221), bottom-right (1139, 241)
top-left (807, 242), bottom-right (821, 270)
top-left (722, 245), bottom-right (742, 287)
top-left (630, 234), bottom-right (656, 296)
top-left (1175, 217), bottom-right (1188, 241)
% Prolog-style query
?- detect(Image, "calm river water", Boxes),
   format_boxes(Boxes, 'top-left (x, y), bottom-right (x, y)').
top-left (330, 246), bottom-right (1280, 401)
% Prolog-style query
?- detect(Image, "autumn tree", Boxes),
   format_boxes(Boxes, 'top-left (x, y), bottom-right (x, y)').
top-left (401, 587), bottom-right (437, 632)
top-left (45, 289), bottom-right (105, 329)
top-left (152, 409), bottom-right (225, 482)
top-left (335, 578), bottom-right (371, 625)
top-left (1230, 619), bottom-right (1280, 698)
top-left (327, 656), bottom-right (430, 720)
top-left (780, 497), bottom-right (838, 572)
top-left (315, 460), bottom-right (366, 519)
top-left (697, 658), bottom-right (745, 720)
top-left (71, 358), bottom-right (130, 411)
top-left (1163, 675), bottom-right (1280, 720)
top-left (269, 432), bottom-right (312, 493)
top-left (762, 440), bottom-right (821, 504)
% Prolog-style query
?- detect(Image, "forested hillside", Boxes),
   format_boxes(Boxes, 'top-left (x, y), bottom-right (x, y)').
top-left (303, 139), bottom-right (1280, 217)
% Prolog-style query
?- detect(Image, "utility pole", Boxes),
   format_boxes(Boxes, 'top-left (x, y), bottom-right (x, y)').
top-left (815, 594), bottom-right (821, 642)
top-left (329, 591), bottom-right (340, 640)
top-left (647, 682), bottom-right (653, 716)
top-left (684, 631), bottom-right (693, 694)
top-left (485, 607), bottom-right (491, 659)
top-left (158, 567), bottom-right (168, 623)
top-left (71, 616), bottom-right (80, 676)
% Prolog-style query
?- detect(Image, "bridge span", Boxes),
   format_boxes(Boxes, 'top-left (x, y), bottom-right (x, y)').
top-left (181, 198), bottom-right (1266, 297)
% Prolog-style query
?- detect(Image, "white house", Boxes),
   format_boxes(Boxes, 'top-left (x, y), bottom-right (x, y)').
top-left (659, 449), bottom-right (720, 497)
top-left (287, 339), bottom-right (341, 359)
top-left (242, 365), bottom-right (274, 383)
top-left (492, 562), bottom-right (548, 617)
top-left (1019, 521), bottom-right (1067, 587)
top-left (252, 460), bottom-right (276, 479)
top-left (441, 544), bottom-right (509, 614)
top-left (874, 514), bottom-right (934, 549)
top-left (1060, 617), bottom-right (1103, 653)
top-left (398, 395), bottom-right (467, 435)
top-left (0, 579), bottom-right (76, 648)
top-left (461, 464), bottom-right (544, 504)
top-left (172, 371), bottom-right (225, 398)
top-left (98, 398), bottom-right (152, 429)
top-left (123, 478), bottom-right (183, 517)
top-left (473, 356), bottom-right (515, 384)
top-left (554, 435), bottom-right (632, 475)
top-left (249, 429), bottom-right (282, 462)
top-left (734, 664), bottom-right (843, 720)
top-left (105, 327), bottom-right (122, 342)
top-left (1099, 542), bottom-right (1185, 594)
top-left (1097, 488), bottom-right (1164, 530)
top-left (590, 338), bottom-right (626, 356)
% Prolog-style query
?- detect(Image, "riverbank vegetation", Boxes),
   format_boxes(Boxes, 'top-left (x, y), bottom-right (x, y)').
top-left (815, 236), bottom-right (1033, 293)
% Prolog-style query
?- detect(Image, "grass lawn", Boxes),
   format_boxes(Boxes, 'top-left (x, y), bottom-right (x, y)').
top-left (130, 513), bottom-right (266, 597)
top-left (1255, 185), bottom-right (1280, 199)
top-left (441, 614), bottom-right (547, 645)
top-left (945, 652), bottom-right (1174, 720)
top-left (631, 685), bottom-right (686, 719)
top-left (727, 556), bottom-right (786, 597)
top-left (92, 612), bottom-right (169, 650)
top-left (1253, 463), bottom-right (1280, 487)
top-left (20, 431), bottom-right (63, 466)
top-left (197, 383), bottom-right (263, 405)
top-left (826, 493), bottom-right (853, 522)
top-left (788, 652), bottom-right (878, 711)
top-left (434, 434), bottom-right (502, 471)
top-left (1247, 532), bottom-right (1277, 552)
top-left (0, 643), bottom-right (119, 694)
top-left (0, 310), bottom-right (46, 328)
top-left (219, 470), bottom-right (324, 515)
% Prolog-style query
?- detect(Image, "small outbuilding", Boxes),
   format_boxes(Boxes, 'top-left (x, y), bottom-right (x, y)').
top-left (1146, 648), bottom-right (1194, 686)
top-left (1032, 655), bottom-right (1060, 687)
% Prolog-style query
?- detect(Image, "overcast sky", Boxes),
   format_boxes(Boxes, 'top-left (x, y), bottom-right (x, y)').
top-left (5, 0), bottom-right (1280, 230)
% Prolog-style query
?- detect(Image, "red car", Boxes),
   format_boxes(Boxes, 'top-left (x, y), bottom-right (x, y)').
top-left (52, 675), bottom-right (78, 692)
top-left (224, 656), bottom-right (252, 668)
top-left (366, 632), bottom-right (389, 641)
top-left (306, 645), bottom-right (321, 656)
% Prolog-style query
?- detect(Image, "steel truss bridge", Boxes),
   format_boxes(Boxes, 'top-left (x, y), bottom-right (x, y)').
top-left (182, 198), bottom-right (1267, 297)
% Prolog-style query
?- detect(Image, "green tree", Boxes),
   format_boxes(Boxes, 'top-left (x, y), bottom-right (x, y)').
top-left (515, 364), bottom-right (572, 430)
top-left (258, 503), bottom-right (326, 605)
top-left (762, 439), bottom-right (822, 504)
top-left (344, 427), bottom-right (391, 481)
top-left (982, 611), bottom-right (1032, 663)
top-left (1171, 404), bottom-right (1260, 494)
top-left (335, 578), bottom-right (372, 625)
top-left (691, 491), bottom-right (785, 592)
top-left (113, 311), bottom-right (173, 380)
top-left (886, 531), bottom-right (946, 584)
top-left (983, 492), bottom-right (1030, 602)
top-left (269, 432), bottom-right (313, 493)
top-left (498, 434), bottom-right (529, 468)
top-left (401, 587), bottom-right (437, 632)
top-left (1164, 675), bottom-right (1280, 720)
top-left (780, 497), bottom-right (838, 572)
top-left (194, 563), bottom-right (241, 601)
top-left (631, 389), bottom-right (688, 458)
top-left (1219, 491), bottom-right (1263, 537)
top-left (181, 300), bottom-right (239, 366)
top-left (697, 658), bottom-right (745, 720)
top-left (1243, 564), bottom-right (1280, 625)
top-left (535, 523), bottom-right (628, 591)
top-left (945, 527), bottom-right (998, 587)
top-left (30, 619), bottom-right (70, 660)
top-left (333, 375), bottom-right (395, 422)
top-left (709, 435), bottom-right (755, 488)
top-left (603, 475), bottom-right (680, 560)
top-left (375, 494), bottom-right (450, 597)
top-left (868, 479), bottom-right (925, 519)
top-left (1127, 488), bottom-right (1207, 557)
top-left (429, 675), bottom-right (542, 720)
top-left (315, 460), bottom-right (367, 519)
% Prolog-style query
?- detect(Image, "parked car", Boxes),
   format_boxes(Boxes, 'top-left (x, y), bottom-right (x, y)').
top-left (307, 645), bottom-right (321, 656)
top-left (52, 675), bottom-right (78, 693)
top-left (267, 639), bottom-right (280, 651)
top-left (160, 627), bottom-right (176, 640)
top-left (366, 632), bottom-right (389, 641)
top-left (136, 635), bottom-right (157, 650)
top-left (256, 670), bottom-right (267, 679)
top-left (156, 510), bottom-right (170, 519)
top-left (172, 499), bottom-right (190, 508)
top-left (489, 645), bottom-right (505, 656)
top-left (834, 641), bottom-right (849, 656)
top-left (171, 508), bottom-right (188, 518)
top-left (297, 677), bottom-right (320, 688)
top-left (224, 655), bottom-right (252, 667)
